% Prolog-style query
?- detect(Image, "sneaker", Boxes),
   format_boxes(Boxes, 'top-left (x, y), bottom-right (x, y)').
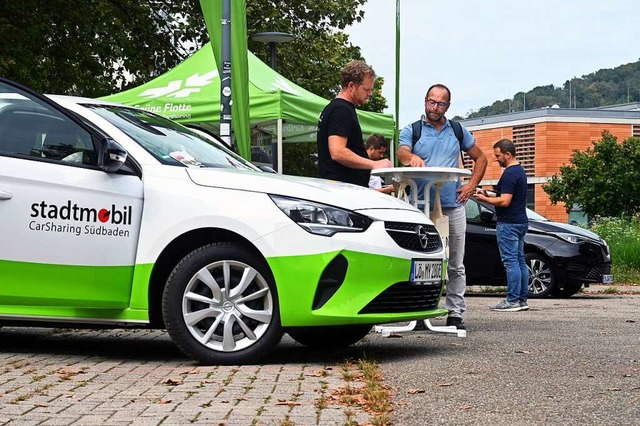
top-left (491, 299), bottom-right (522, 312)
top-left (519, 300), bottom-right (530, 311)
top-left (446, 316), bottom-right (466, 330)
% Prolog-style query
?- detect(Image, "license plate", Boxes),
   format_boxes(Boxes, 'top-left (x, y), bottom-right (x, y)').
top-left (410, 260), bottom-right (443, 284)
top-left (602, 274), bottom-right (614, 284)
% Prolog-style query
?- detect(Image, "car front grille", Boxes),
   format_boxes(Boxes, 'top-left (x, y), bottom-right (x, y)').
top-left (385, 222), bottom-right (442, 253)
top-left (585, 264), bottom-right (612, 280)
top-left (359, 281), bottom-right (443, 314)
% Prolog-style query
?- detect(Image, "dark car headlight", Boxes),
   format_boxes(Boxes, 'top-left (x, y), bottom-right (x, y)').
top-left (555, 232), bottom-right (591, 244)
top-left (270, 195), bottom-right (372, 237)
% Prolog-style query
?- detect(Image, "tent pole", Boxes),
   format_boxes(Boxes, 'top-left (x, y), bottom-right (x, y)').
top-left (219, 0), bottom-right (232, 147)
top-left (277, 118), bottom-right (283, 173)
top-left (393, 0), bottom-right (401, 166)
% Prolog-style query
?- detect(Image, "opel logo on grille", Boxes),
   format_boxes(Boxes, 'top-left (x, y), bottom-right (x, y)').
top-left (415, 225), bottom-right (429, 249)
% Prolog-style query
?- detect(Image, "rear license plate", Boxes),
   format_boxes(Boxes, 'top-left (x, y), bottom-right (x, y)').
top-left (602, 274), bottom-right (614, 284)
top-left (410, 260), bottom-right (443, 284)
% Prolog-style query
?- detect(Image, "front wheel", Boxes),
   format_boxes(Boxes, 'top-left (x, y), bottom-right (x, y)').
top-left (162, 243), bottom-right (282, 365)
top-left (526, 252), bottom-right (556, 298)
top-left (287, 325), bottom-right (373, 349)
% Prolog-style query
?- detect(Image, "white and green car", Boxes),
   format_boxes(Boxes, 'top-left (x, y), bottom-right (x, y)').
top-left (0, 77), bottom-right (446, 364)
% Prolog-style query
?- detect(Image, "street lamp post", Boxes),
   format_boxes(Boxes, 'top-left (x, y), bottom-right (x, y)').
top-left (252, 32), bottom-right (295, 173)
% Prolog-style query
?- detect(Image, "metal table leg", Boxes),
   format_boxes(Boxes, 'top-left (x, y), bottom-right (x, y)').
top-left (374, 319), bottom-right (466, 338)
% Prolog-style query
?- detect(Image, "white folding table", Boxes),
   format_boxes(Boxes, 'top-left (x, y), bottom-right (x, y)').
top-left (371, 166), bottom-right (471, 338)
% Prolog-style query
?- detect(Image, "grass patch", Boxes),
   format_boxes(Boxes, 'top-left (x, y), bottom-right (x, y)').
top-left (591, 216), bottom-right (640, 272)
top-left (331, 360), bottom-right (393, 425)
top-left (611, 264), bottom-right (640, 284)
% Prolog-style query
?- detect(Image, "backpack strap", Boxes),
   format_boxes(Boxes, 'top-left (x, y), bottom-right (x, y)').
top-left (449, 119), bottom-right (464, 151)
top-left (411, 120), bottom-right (421, 148)
top-left (412, 118), bottom-right (466, 161)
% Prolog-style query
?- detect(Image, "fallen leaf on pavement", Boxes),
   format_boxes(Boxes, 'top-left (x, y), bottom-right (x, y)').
top-left (435, 382), bottom-right (453, 388)
top-left (515, 350), bottom-right (531, 354)
top-left (407, 388), bottom-right (425, 394)
top-left (163, 377), bottom-right (183, 386)
top-left (385, 333), bottom-right (403, 338)
top-left (275, 400), bottom-right (301, 406)
top-left (59, 368), bottom-right (84, 375)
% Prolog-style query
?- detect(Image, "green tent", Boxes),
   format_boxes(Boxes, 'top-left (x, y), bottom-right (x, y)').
top-left (101, 42), bottom-right (395, 171)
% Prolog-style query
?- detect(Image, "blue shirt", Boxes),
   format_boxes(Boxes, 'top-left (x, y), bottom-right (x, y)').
top-left (398, 117), bottom-right (476, 208)
top-left (495, 164), bottom-right (528, 224)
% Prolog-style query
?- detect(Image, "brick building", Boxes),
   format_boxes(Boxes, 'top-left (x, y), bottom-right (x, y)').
top-left (460, 103), bottom-right (640, 222)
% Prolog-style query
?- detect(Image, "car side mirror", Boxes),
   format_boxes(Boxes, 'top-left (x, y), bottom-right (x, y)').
top-left (258, 165), bottom-right (277, 173)
top-left (480, 208), bottom-right (496, 223)
top-left (98, 138), bottom-right (127, 173)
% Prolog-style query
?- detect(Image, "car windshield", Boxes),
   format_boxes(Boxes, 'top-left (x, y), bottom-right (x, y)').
top-left (526, 208), bottom-right (549, 221)
top-left (85, 104), bottom-right (258, 170)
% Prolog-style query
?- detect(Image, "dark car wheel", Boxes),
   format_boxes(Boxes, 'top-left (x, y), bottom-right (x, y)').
top-left (163, 242), bottom-right (283, 365)
top-left (526, 253), bottom-right (556, 298)
top-left (287, 325), bottom-right (373, 349)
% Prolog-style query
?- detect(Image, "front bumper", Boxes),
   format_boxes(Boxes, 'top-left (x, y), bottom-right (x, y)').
top-left (262, 219), bottom-right (447, 326)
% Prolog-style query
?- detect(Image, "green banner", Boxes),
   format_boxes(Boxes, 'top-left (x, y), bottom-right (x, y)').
top-left (199, 0), bottom-right (251, 159)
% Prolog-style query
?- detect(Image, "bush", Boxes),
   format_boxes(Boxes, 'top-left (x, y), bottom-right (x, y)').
top-left (590, 216), bottom-right (640, 282)
top-left (282, 142), bottom-right (317, 177)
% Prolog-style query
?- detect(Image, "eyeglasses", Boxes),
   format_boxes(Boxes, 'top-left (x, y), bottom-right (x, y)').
top-left (426, 99), bottom-right (449, 109)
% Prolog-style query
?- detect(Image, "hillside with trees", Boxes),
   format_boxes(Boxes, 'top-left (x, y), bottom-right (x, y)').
top-left (457, 60), bottom-right (640, 120)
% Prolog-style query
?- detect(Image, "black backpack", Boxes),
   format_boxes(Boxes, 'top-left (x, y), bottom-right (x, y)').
top-left (411, 119), bottom-right (465, 160)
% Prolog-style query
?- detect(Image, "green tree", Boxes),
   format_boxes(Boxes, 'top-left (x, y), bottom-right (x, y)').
top-left (247, 0), bottom-right (368, 100)
top-left (0, 0), bottom-right (208, 97)
top-left (542, 132), bottom-right (640, 217)
top-left (0, 0), bottom-right (387, 111)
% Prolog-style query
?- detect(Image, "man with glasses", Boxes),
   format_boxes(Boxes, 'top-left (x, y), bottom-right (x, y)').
top-left (317, 60), bottom-right (392, 187)
top-left (398, 84), bottom-right (488, 330)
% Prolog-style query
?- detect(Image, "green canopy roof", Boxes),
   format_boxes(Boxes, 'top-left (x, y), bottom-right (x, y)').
top-left (101, 42), bottom-right (395, 165)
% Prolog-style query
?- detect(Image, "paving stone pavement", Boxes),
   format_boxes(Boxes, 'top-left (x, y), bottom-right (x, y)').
top-left (0, 328), bottom-right (371, 425)
top-left (3, 285), bottom-right (637, 425)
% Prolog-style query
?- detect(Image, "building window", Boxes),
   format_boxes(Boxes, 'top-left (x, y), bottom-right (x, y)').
top-left (512, 124), bottom-right (535, 176)
top-left (461, 132), bottom-right (473, 169)
top-left (527, 184), bottom-right (535, 211)
top-left (633, 124), bottom-right (640, 138)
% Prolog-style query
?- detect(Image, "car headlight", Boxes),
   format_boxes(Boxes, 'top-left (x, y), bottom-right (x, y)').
top-left (270, 195), bottom-right (372, 236)
top-left (555, 233), bottom-right (590, 244)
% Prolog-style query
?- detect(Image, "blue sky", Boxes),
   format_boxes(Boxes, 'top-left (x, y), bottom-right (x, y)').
top-left (346, 0), bottom-right (640, 125)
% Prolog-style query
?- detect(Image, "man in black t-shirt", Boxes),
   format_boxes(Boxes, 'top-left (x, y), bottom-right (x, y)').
top-left (317, 60), bottom-right (392, 186)
top-left (475, 139), bottom-right (530, 312)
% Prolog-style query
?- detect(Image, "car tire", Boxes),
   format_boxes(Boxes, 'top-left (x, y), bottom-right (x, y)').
top-left (162, 242), bottom-right (282, 365)
top-left (526, 252), bottom-right (556, 298)
top-left (287, 325), bottom-right (373, 349)
top-left (551, 283), bottom-right (583, 298)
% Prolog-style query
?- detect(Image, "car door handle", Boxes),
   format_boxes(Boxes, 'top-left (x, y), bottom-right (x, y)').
top-left (0, 190), bottom-right (13, 200)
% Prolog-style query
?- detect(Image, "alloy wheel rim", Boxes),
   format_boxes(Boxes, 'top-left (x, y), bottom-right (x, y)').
top-left (528, 258), bottom-right (552, 295)
top-left (182, 260), bottom-right (273, 352)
